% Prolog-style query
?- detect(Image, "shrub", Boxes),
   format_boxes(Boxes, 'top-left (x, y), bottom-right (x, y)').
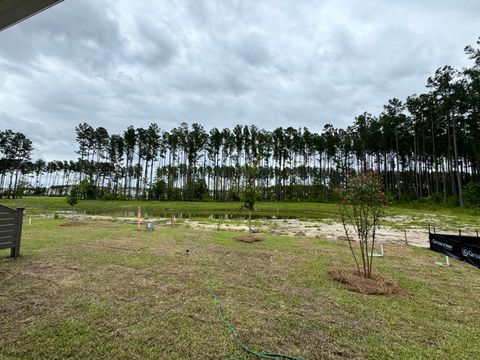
top-left (464, 181), bottom-right (480, 206)
top-left (148, 178), bottom-right (167, 200)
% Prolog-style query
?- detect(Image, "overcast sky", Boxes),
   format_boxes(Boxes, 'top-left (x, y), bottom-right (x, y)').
top-left (0, 0), bottom-right (479, 161)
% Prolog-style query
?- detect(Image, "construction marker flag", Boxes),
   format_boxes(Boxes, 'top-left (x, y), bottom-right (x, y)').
top-left (429, 233), bottom-right (480, 269)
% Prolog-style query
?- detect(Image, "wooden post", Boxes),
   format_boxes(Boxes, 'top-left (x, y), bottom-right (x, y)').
top-left (11, 208), bottom-right (24, 258)
top-left (458, 229), bottom-right (462, 237)
top-left (404, 228), bottom-right (408, 245)
top-left (137, 207), bottom-right (141, 231)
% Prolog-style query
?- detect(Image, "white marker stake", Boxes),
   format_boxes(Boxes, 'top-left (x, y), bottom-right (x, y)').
top-left (446, 256), bottom-right (450, 267)
top-left (381, 244), bottom-right (384, 256)
top-left (29, 217), bottom-right (32, 225)
top-left (137, 207), bottom-right (141, 231)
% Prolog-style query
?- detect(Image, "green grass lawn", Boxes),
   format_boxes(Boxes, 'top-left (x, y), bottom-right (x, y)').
top-left (1, 218), bottom-right (479, 359)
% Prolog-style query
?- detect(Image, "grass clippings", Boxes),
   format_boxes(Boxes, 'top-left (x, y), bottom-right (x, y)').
top-left (235, 235), bottom-right (264, 243)
top-left (59, 221), bottom-right (89, 227)
top-left (329, 268), bottom-right (404, 295)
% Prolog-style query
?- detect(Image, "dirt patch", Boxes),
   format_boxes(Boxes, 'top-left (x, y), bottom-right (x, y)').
top-left (56, 213), bottom-right (438, 247)
top-left (329, 268), bottom-right (403, 295)
top-left (60, 221), bottom-right (89, 227)
top-left (235, 235), bottom-right (264, 243)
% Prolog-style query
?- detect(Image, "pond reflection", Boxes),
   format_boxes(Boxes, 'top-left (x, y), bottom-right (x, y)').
top-left (79, 210), bottom-right (294, 220)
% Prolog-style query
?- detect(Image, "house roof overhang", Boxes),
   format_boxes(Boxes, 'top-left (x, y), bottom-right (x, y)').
top-left (0, 0), bottom-right (63, 31)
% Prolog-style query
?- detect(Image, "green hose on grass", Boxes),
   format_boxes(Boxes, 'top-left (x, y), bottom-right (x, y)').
top-left (201, 268), bottom-right (305, 360)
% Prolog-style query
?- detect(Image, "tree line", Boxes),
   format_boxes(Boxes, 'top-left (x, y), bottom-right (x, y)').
top-left (1, 38), bottom-right (480, 206)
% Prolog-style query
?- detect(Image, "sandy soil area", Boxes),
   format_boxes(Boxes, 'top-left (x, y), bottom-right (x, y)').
top-left (48, 212), bottom-right (456, 248)
top-left (187, 219), bottom-right (432, 247)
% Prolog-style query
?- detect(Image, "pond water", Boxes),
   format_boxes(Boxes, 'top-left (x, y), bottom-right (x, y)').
top-left (79, 210), bottom-right (295, 220)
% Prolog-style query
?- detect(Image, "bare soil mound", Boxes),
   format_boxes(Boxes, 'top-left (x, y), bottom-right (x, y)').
top-left (235, 235), bottom-right (263, 243)
top-left (329, 268), bottom-right (403, 295)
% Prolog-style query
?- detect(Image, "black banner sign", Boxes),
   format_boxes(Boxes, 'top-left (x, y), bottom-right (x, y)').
top-left (429, 233), bottom-right (480, 269)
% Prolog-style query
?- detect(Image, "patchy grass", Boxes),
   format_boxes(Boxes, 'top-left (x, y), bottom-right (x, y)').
top-left (1, 218), bottom-right (479, 359)
top-left (386, 205), bottom-right (480, 231)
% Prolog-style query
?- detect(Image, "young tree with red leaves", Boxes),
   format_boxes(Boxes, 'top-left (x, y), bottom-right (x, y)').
top-left (339, 171), bottom-right (387, 278)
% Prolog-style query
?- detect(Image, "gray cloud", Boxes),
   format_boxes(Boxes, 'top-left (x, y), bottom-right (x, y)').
top-left (0, 0), bottom-right (126, 74)
top-left (0, 112), bottom-right (72, 160)
top-left (0, 0), bottom-right (479, 161)
top-left (233, 32), bottom-right (271, 66)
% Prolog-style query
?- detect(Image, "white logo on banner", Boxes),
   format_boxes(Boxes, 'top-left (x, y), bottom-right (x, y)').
top-left (432, 239), bottom-right (452, 250)
top-left (462, 247), bottom-right (480, 260)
